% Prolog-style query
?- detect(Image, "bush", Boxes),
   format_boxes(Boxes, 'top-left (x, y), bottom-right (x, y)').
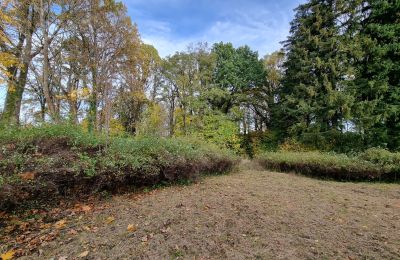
top-left (0, 124), bottom-right (237, 211)
top-left (256, 150), bottom-right (399, 182)
top-left (359, 148), bottom-right (400, 176)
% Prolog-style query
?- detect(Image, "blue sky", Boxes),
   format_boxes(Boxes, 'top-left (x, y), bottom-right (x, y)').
top-left (124, 0), bottom-right (305, 57)
top-left (1, 0), bottom-right (304, 108)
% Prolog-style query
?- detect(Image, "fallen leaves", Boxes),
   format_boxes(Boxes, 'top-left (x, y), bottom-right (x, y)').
top-left (54, 219), bottom-right (67, 229)
top-left (18, 172), bottom-right (36, 180)
top-left (78, 250), bottom-right (89, 258)
top-left (73, 204), bottom-right (93, 214)
top-left (68, 229), bottom-right (78, 235)
top-left (0, 250), bottom-right (15, 260)
top-left (141, 235), bottom-right (148, 242)
top-left (105, 216), bottom-right (115, 224)
top-left (127, 224), bottom-right (137, 232)
top-left (81, 205), bottom-right (92, 213)
top-left (0, 197), bottom-right (105, 258)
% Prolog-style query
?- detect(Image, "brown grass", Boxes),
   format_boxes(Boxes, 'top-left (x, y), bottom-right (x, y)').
top-left (5, 161), bottom-right (399, 259)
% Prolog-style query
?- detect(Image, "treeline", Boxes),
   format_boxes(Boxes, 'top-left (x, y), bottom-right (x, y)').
top-left (0, 0), bottom-right (153, 132)
top-left (276, 0), bottom-right (400, 152)
top-left (1, 0), bottom-right (399, 154)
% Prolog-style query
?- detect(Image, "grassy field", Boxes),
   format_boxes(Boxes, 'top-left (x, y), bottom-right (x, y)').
top-left (2, 161), bottom-right (399, 259)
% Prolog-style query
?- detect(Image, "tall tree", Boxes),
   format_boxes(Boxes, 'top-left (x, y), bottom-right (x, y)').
top-left (0, 1), bottom-right (37, 124)
top-left (210, 43), bottom-right (265, 117)
top-left (279, 0), bottom-right (354, 138)
top-left (353, 0), bottom-right (400, 149)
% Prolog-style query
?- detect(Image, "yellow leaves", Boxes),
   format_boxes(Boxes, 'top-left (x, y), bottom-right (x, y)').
top-left (81, 87), bottom-right (91, 98)
top-left (73, 203), bottom-right (92, 213)
top-left (127, 224), bottom-right (137, 232)
top-left (18, 172), bottom-right (36, 181)
top-left (105, 216), bottom-right (115, 224)
top-left (0, 1), bottom-right (16, 26)
top-left (69, 90), bottom-right (78, 101)
top-left (1, 250), bottom-right (16, 260)
top-left (54, 219), bottom-right (67, 229)
top-left (131, 90), bottom-right (147, 101)
top-left (78, 250), bottom-right (89, 258)
top-left (81, 205), bottom-right (92, 212)
top-left (108, 119), bottom-right (125, 136)
top-left (63, 88), bottom-right (91, 102)
top-left (7, 83), bottom-right (16, 93)
top-left (0, 52), bottom-right (19, 82)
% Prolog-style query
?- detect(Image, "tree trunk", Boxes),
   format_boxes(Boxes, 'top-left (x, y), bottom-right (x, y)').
top-left (1, 4), bottom-right (34, 125)
top-left (40, 0), bottom-right (58, 122)
top-left (88, 66), bottom-right (98, 132)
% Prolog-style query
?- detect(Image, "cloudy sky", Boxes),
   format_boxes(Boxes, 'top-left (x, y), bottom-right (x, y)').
top-left (0, 0), bottom-right (304, 107)
top-left (123, 0), bottom-right (305, 57)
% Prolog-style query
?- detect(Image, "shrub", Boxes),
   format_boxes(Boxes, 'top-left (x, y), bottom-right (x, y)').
top-left (359, 148), bottom-right (400, 177)
top-left (256, 150), bottom-right (399, 182)
top-left (0, 124), bottom-right (237, 211)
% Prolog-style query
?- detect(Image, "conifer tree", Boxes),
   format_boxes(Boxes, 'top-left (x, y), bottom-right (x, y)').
top-left (278, 0), bottom-right (354, 138)
top-left (353, 0), bottom-right (400, 149)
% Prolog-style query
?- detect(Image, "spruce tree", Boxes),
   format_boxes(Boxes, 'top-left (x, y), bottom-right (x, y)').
top-left (278, 0), bottom-right (354, 139)
top-left (353, 0), bottom-right (400, 150)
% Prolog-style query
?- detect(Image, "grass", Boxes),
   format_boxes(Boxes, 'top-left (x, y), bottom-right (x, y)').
top-left (256, 150), bottom-right (400, 182)
top-left (0, 124), bottom-right (237, 211)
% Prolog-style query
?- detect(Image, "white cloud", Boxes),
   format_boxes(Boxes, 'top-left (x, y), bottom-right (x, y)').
top-left (129, 0), bottom-right (301, 57)
top-left (141, 14), bottom-right (290, 58)
top-left (200, 10), bottom-right (291, 56)
top-left (141, 35), bottom-right (192, 57)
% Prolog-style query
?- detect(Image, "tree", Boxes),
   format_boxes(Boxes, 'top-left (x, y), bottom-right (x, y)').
top-left (162, 51), bottom-right (199, 135)
top-left (115, 43), bottom-right (160, 135)
top-left (352, 0), bottom-right (400, 150)
top-left (210, 43), bottom-right (266, 134)
top-left (278, 0), bottom-right (354, 138)
top-left (0, 1), bottom-right (37, 125)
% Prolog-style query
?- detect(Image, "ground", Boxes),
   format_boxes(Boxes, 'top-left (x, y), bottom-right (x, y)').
top-left (3, 161), bottom-right (400, 259)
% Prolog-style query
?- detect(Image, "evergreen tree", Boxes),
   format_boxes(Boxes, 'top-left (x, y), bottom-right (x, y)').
top-left (278, 0), bottom-right (354, 138)
top-left (353, 0), bottom-right (400, 150)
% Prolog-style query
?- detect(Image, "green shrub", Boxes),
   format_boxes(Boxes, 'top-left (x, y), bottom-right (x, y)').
top-left (359, 148), bottom-right (400, 175)
top-left (0, 124), bottom-right (237, 211)
top-left (256, 150), bottom-right (399, 182)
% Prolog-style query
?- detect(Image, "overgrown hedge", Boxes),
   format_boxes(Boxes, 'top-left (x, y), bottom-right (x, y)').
top-left (0, 125), bottom-right (237, 210)
top-left (256, 150), bottom-right (400, 182)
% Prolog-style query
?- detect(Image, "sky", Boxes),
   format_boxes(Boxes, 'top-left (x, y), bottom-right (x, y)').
top-left (123, 0), bottom-right (305, 57)
top-left (0, 0), bottom-right (304, 108)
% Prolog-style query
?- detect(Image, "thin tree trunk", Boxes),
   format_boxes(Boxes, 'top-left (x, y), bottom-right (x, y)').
top-left (1, 3), bottom-right (35, 125)
top-left (40, 0), bottom-right (58, 122)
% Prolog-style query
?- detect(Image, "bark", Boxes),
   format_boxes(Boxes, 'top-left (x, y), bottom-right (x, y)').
top-left (1, 4), bottom-right (34, 125)
top-left (40, 0), bottom-right (58, 122)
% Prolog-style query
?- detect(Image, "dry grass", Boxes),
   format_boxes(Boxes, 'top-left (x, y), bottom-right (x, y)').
top-left (10, 162), bottom-right (400, 259)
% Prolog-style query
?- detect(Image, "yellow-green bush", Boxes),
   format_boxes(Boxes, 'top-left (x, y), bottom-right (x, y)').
top-left (257, 150), bottom-right (399, 182)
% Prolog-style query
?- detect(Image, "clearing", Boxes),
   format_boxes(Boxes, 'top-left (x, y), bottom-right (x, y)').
top-left (3, 162), bottom-right (400, 259)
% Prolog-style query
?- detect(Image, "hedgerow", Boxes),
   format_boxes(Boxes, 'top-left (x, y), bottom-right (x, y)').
top-left (256, 150), bottom-right (399, 182)
top-left (0, 124), bottom-right (237, 210)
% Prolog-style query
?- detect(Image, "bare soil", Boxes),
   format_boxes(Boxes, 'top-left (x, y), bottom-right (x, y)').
top-left (6, 161), bottom-right (400, 259)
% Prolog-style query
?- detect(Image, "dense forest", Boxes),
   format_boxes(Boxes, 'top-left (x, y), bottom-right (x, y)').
top-left (1, 0), bottom-right (399, 154)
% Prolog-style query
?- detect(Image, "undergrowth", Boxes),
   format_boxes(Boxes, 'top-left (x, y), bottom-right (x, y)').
top-left (0, 124), bottom-right (237, 211)
top-left (256, 150), bottom-right (400, 182)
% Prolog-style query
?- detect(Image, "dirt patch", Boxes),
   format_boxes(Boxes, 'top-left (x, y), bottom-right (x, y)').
top-left (3, 165), bottom-right (399, 259)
